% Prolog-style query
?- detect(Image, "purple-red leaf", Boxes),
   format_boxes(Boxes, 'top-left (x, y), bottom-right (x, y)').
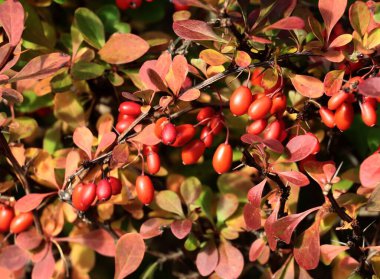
top-left (173, 20), bottom-right (225, 42)
top-left (0, 0), bottom-right (24, 46)
top-left (359, 153), bottom-right (380, 188)
top-left (319, 0), bottom-right (347, 41)
top-left (266, 17), bottom-right (305, 30)
top-left (243, 203), bottom-right (261, 231)
top-left (179, 88), bottom-right (200, 101)
top-left (262, 138), bottom-right (285, 153)
top-left (286, 134), bottom-right (318, 162)
top-left (249, 238), bottom-right (266, 262)
top-left (277, 171), bottom-right (310, 187)
top-left (294, 220), bottom-right (320, 270)
top-left (215, 241), bottom-right (244, 279)
top-left (170, 219), bottom-right (192, 239)
top-left (73, 126), bottom-right (93, 159)
top-left (115, 233), bottom-right (145, 279)
top-left (31, 246), bottom-right (55, 279)
top-left (128, 124), bottom-right (161, 146)
top-left (15, 229), bottom-right (43, 251)
top-left (140, 218), bottom-right (172, 239)
top-left (247, 178), bottom-right (267, 208)
top-left (15, 192), bottom-right (55, 213)
top-left (358, 77), bottom-right (380, 97)
top-left (264, 197), bottom-right (280, 251)
top-left (0, 245), bottom-right (29, 271)
top-left (196, 241), bottom-right (218, 277)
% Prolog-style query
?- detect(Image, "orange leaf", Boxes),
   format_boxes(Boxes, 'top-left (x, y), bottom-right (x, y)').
top-left (73, 126), bottom-right (93, 160)
top-left (290, 74), bottom-right (324, 98)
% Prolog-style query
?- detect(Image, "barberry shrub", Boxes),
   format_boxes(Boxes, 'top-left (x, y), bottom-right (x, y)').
top-left (0, 0), bottom-right (380, 278)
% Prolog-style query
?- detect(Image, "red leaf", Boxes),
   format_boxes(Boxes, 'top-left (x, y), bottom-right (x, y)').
top-left (15, 192), bottom-right (55, 213)
top-left (128, 124), bottom-right (161, 146)
top-left (358, 77), bottom-right (380, 97)
top-left (247, 179), bottom-right (267, 208)
top-left (95, 131), bottom-right (116, 157)
top-left (243, 203), bottom-right (261, 231)
top-left (324, 70), bottom-right (344, 96)
top-left (170, 219), bottom-right (192, 239)
top-left (294, 221), bottom-right (320, 270)
top-left (264, 197), bottom-right (280, 251)
top-left (57, 229), bottom-right (116, 257)
top-left (241, 134), bottom-right (284, 153)
top-left (73, 126), bottom-right (93, 160)
top-left (195, 241), bottom-right (218, 276)
top-left (290, 74), bottom-right (324, 98)
top-left (173, 20), bottom-right (225, 42)
top-left (303, 160), bottom-right (336, 187)
top-left (318, 0), bottom-right (347, 41)
top-left (249, 238), bottom-right (266, 262)
top-left (277, 171), bottom-right (310, 187)
top-left (64, 150), bottom-right (81, 183)
top-left (115, 233), bottom-right (145, 279)
top-left (15, 229), bottom-right (43, 251)
top-left (179, 88), bottom-right (200, 101)
top-left (272, 207), bottom-right (320, 244)
top-left (31, 246), bottom-right (55, 279)
top-left (360, 153), bottom-right (380, 188)
top-left (11, 53), bottom-right (70, 82)
top-left (0, 0), bottom-right (24, 46)
top-left (140, 218), bottom-right (172, 239)
top-left (235, 51), bottom-right (251, 68)
top-left (266, 17), bottom-right (305, 30)
top-left (111, 143), bottom-right (129, 167)
top-left (215, 241), bottom-right (244, 279)
top-left (167, 55), bottom-right (188, 95)
top-left (0, 245), bottom-right (29, 271)
top-left (286, 134), bottom-right (318, 162)
top-left (320, 244), bottom-right (349, 265)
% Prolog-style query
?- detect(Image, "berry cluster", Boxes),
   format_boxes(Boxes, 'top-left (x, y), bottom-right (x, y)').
top-left (0, 205), bottom-right (34, 234)
top-left (116, 101), bottom-right (141, 134)
top-left (115, 0), bottom-right (188, 11)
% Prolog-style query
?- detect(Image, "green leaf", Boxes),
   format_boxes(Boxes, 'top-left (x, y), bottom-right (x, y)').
top-left (140, 262), bottom-right (159, 279)
top-left (15, 91), bottom-right (53, 113)
top-left (113, 22), bottom-right (131, 34)
top-left (374, 3), bottom-right (380, 23)
top-left (332, 179), bottom-right (353, 191)
top-left (217, 173), bottom-right (253, 202)
top-left (107, 72), bottom-right (124, 87)
top-left (349, 1), bottom-right (370, 37)
top-left (54, 0), bottom-right (66, 4)
top-left (74, 7), bottom-right (105, 49)
top-left (216, 193), bottom-right (239, 225)
top-left (9, 117), bottom-right (38, 141)
top-left (180, 176), bottom-right (202, 206)
top-left (196, 187), bottom-right (214, 223)
top-left (43, 122), bottom-right (62, 154)
top-left (51, 69), bottom-right (73, 92)
top-left (184, 233), bottom-right (199, 251)
top-left (96, 5), bottom-right (120, 34)
top-left (155, 190), bottom-right (184, 217)
top-left (72, 61), bottom-right (105, 80)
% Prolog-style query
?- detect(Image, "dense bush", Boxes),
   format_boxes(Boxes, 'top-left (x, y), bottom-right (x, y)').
top-left (0, 0), bottom-right (380, 278)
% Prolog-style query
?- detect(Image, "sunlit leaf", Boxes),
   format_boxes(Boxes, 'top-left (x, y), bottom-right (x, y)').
top-left (349, 1), bottom-right (370, 37)
top-left (139, 218), bottom-right (172, 239)
top-left (290, 74), bottom-right (324, 98)
top-left (95, 132), bottom-right (116, 157)
top-left (129, 124), bottom-right (161, 146)
top-left (173, 19), bottom-right (226, 42)
top-left (196, 241), bottom-right (218, 276)
top-left (359, 153), bottom-right (380, 188)
top-left (294, 220), bottom-right (320, 270)
top-left (0, 245), bottom-right (29, 271)
top-left (277, 171), bottom-right (310, 187)
top-left (319, 0), bottom-right (347, 40)
top-left (74, 7), bottom-right (105, 49)
top-left (285, 134), bottom-right (318, 162)
top-left (180, 176), bottom-right (202, 205)
top-left (15, 192), bottom-right (55, 213)
top-left (155, 190), bottom-right (184, 217)
top-left (358, 77), bottom-right (380, 97)
top-left (73, 126), bottom-right (93, 160)
top-left (266, 16), bottom-right (305, 30)
top-left (216, 193), bottom-right (239, 224)
top-left (199, 49), bottom-right (229, 66)
top-left (324, 70), bottom-right (344, 96)
top-left (320, 244), bottom-right (349, 265)
top-left (249, 238), bottom-right (266, 262)
top-left (243, 203), bottom-right (261, 230)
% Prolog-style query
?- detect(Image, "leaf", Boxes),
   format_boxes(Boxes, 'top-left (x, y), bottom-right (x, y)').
top-left (73, 126), bottom-right (93, 160)
top-left (272, 207), bottom-right (320, 244)
top-left (247, 178), bottom-right (267, 208)
top-left (0, 0), bottom-right (24, 46)
top-left (329, 34), bottom-right (352, 48)
top-left (319, 0), bottom-right (347, 41)
top-left (215, 241), bottom-right (244, 279)
top-left (139, 218), bottom-right (172, 239)
top-left (359, 153), bottom-right (380, 188)
top-left (216, 193), bottom-right (239, 224)
top-left (114, 233), bottom-right (145, 279)
top-left (9, 117), bottom-right (38, 141)
top-left (15, 229), bottom-right (43, 251)
top-left (180, 176), bottom-right (202, 205)
top-left (290, 74), bottom-right (324, 98)
top-left (155, 190), bottom-right (184, 217)
top-left (249, 238), bottom-right (266, 262)
top-left (367, 28), bottom-right (380, 49)
top-left (196, 241), bottom-right (218, 276)
top-left (74, 7), bottom-right (105, 49)
top-left (324, 70), bottom-right (345, 96)
top-left (110, 143), bottom-right (129, 167)
top-left (72, 61), bottom-right (105, 80)
top-left (1, 88), bottom-right (23, 104)
top-left (179, 88), bottom-right (200, 101)
top-left (170, 219), bottom-right (192, 239)
top-left (264, 197), bottom-right (280, 251)
top-left (166, 55), bottom-right (188, 96)
top-left (15, 192), bottom-right (55, 213)
top-left (173, 20), bottom-right (226, 42)
top-left (358, 77), bottom-right (380, 97)
top-left (320, 244), bottom-right (349, 265)
top-left (243, 203), bottom-right (261, 231)
top-left (199, 49), bottom-right (228, 66)
top-left (294, 221), bottom-right (320, 270)
top-left (54, 92), bottom-right (85, 129)
top-left (99, 33), bottom-right (149, 64)
top-left (0, 245), bottom-right (29, 271)
top-left (349, 1), bottom-right (370, 37)
top-left (11, 53), bottom-right (70, 82)
top-left (286, 134), bottom-right (318, 162)
top-left (277, 171), bottom-right (310, 187)
top-left (241, 134), bottom-right (284, 153)
top-left (31, 247), bottom-right (55, 279)
top-left (95, 132), bottom-right (116, 157)
top-left (235, 50), bottom-right (251, 68)
top-left (64, 150), bottom-right (81, 182)
top-left (129, 124), bottom-right (161, 146)
top-left (266, 16), bottom-right (305, 30)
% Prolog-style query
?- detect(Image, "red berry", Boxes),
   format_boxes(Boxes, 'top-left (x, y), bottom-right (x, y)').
top-left (182, 139), bottom-right (206, 165)
top-left (154, 117), bottom-right (169, 138)
top-left (135, 175), bottom-right (155, 205)
top-left (97, 179), bottom-right (112, 201)
top-left (251, 67), bottom-right (264, 86)
top-left (116, 0), bottom-right (131, 10)
top-left (200, 126), bottom-right (214, 148)
top-left (264, 119), bottom-right (282, 140)
top-left (118, 113), bottom-right (135, 122)
top-left (210, 116), bottom-right (223, 135)
top-left (118, 101), bottom-right (141, 116)
top-left (171, 124), bottom-right (196, 147)
top-left (319, 107), bottom-right (335, 128)
top-left (10, 212), bottom-right (34, 234)
top-left (335, 102), bottom-right (354, 131)
top-left (328, 90), bottom-right (349, 111)
top-left (107, 176), bottom-right (122, 195)
top-left (143, 145), bottom-right (159, 156)
top-left (72, 183), bottom-right (97, 211)
top-left (161, 123), bottom-right (177, 145)
top-left (212, 143), bottom-right (233, 174)
top-left (247, 119), bottom-right (267, 135)
top-left (270, 93), bottom-right (287, 115)
top-left (361, 101), bottom-right (377, 127)
top-left (248, 96), bottom-right (272, 120)
top-left (116, 118), bottom-right (135, 134)
top-left (229, 86), bottom-right (253, 116)
top-left (0, 205), bottom-right (14, 233)
top-left (146, 151), bottom-right (161, 175)
top-left (196, 107), bottom-right (215, 124)
top-left (173, 0), bottom-right (189, 11)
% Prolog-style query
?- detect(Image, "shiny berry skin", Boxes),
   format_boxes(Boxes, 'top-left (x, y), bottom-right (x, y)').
top-left (361, 101), bottom-right (377, 127)
top-left (229, 86), bottom-right (253, 116)
top-left (116, 0), bottom-right (130, 10)
top-left (146, 151), bottom-right (161, 175)
top-left (118, 101), bottom-right (141, 116)
top-left (251, 67), bottom-right (264, 86)
top-left (10, 212), bottom-right (34, 234)
top-left (196, 107), bottom-right (215, 124)
top-left (270, 93), bottom-right (287, 115)
top-left (116, 118), bottom-right (135, 134)
top-left (161, 123), bottom-right (177, 145)
top-left (143, 145), bottom-right (159, 156)
top-left (0, 205), bottom-right (14, 233)
top-left (72, 183), bottom-right (97, 211)
top-left (248, 96), bottom-right (272, 120)
top-left (107, 177), bottom-right (122, 195)
top-left (135, 175), bottom-right (155, 205)
top-left (212, 143), bottom-right (233, 174)
top-left (210, 116), bottom-right (223, 135)
top-left (363, 96), bottom-right (377, 108)
top-left (97, 179), bottom-right (112, 201)
top-left (342, 76), bottom-right (364, 92)
top-left (154, 117), bottom-right (169, 138)
top-left (328, 91), bottom-right (349, 111)
top-left (334, 103), bottom-right (354, 131)
top-left (118, 113), bottom-right (135, 122)
top-left (200, 126), bottom-right (214, 148)
top-left (182, 139), bottom-right (206, 165)
top-left (171, 124), bottom-right (196, 147)
top-left (173, 0), bottom-right (189, 11)
top-left (306, 132), bottom-right (320, 154)
top-left (247, 119), bottom-right (267, 135)
top-left (264, 119), bottom-right (282, 140)
top-left (319, 107), bottom-right (335, 128)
